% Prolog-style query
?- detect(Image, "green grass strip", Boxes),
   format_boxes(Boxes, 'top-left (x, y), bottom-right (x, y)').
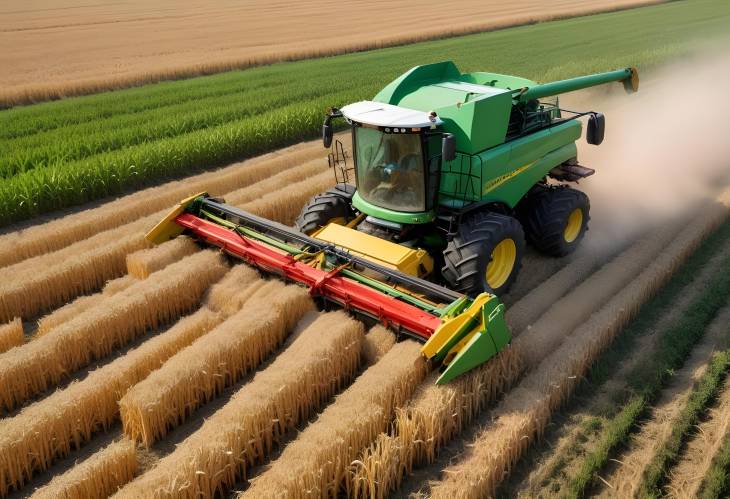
top-left (640, 350), bottom-right (730, 498)
top-left (567, 221), bottom-right (730, 498)
top-left (570, 396), bottom-right (646, 496)
top-left (698, 429), bottom-right (730, 499)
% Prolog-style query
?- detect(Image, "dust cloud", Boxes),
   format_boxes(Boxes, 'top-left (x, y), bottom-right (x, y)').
top-left (569, 52), bottom-right (730, 251)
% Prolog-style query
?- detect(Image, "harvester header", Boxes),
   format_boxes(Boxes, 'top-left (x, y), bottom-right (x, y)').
top-left (148, 194), bottom-right (511, 384)
top-left (150, 61), bottom-right (637, 383)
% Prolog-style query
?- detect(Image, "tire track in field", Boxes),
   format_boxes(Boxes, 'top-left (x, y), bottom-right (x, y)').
top-left (503, 237), bottom-right (730, 498)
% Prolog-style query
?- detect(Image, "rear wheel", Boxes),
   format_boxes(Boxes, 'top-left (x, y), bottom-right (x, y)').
top-left (294, 186), bottom-right (355, 235)
top-left (520, 186), bottom-right (590, 256)
top-left (442, 212), bottom-right (525, 296)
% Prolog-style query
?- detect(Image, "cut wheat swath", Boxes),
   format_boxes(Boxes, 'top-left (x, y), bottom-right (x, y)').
top-left (224, 158), bottom-right (325, 206)
top-left (35, 275), bottom-right (137, 337)
top-left (29, 439), bottom-right (136, 499)
top-left (0, 266), bottom-right (259, 496)
top-left (114, 311), bottom-right (364, 499)
top-left (240, 169), bottom-right (334, 225)
top-left (0, 165), bottom-right (330, 323)
top-left (0, 318), bottom-right (23, 354)
top-left (120, 280), bottom-right (313, 447)
top-left (243, 340), bottom-right (428, 498)
top-left (102, 275), bottom-right (139, 295)
top-left (125, 236), bottom-right (199, 279)
top-left (0, 250), bottom-right (227, 414)
top-left (349, 347), bottom-right (521, 499)
top-left (362, 325), bottom-right (397, 365)
top-left (0, 141), bottom-right (323, 269)
top-left (427, 198), bottom-right (729, 499)
top-left (0, 220), bottom-right (153, 322)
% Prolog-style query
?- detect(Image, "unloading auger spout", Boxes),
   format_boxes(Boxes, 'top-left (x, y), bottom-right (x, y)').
top-left (146, 193), bottom-right (511, 384)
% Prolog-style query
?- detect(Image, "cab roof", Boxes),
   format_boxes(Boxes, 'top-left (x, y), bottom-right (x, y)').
top-left (340, 100), bottom-right (443, 129)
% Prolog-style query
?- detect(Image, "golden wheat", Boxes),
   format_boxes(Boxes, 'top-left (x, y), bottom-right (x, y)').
top-left (34, 275), bottom-right (142, 336)
top-left (0, 142), bottom-right (324, 269)
top-left (345, 211), bottom-right (701, 497)
top-left (29, 440), bottom-right (136, 499)
top-left (0, 0), bottom-right (658, 107)
top-left (243, 340), bottom-right (427, 498)
top-left (203, 265), bottom-right (263, 314)
top-left (0, 267), bottom-right (260, 495)
top-left (348, 348), bottom-right (521, 498)
top-left (36, 274), bottom-right (140, 337)
top-left (125, 236), bottom-right (199, 279)
top-left (102, 275), bottom-right (139, 295)
top-left (362, 325), bottom-right (396, 365)
top-left (120, 280), bottom-right (313, 447)
top-left (0, 250), bottom-right (227, 414)
top-left (240, 170), bottom-right (334, 226)
top-left (0, 163), bottom-right (329, 323)
top-left (113, 311), bottom-right (364, 499)
top-left (0, 224), bottom-right (152, 322)
top-left (428, 200), bottom-right (729, 498)
top-left (0, 318), bottom-right (23, 353)
top-left (36, 295), bottom-right (104, 337)
top-left (225, 158), bottom-right (326, 206)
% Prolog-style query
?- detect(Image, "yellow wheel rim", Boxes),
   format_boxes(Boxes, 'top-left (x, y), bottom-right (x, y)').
top-left (486, 238), bottom-right (517, 289)
top-left (564, 208), bottom-right (583, 243)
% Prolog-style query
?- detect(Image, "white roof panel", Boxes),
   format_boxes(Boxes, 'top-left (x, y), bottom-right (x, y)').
top-left (341, 101), bottom-right (443, 128)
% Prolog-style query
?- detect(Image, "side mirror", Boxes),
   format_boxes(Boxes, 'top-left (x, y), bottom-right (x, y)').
top-left (587, 113), bottom-right (605, 145)
top-left (442, 134), bottom-right (456, 161)
top-left (322, 123), bottom-right (333, 148)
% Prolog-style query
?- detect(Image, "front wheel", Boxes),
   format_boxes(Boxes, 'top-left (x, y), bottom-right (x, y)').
top-left (294, 186), bottom-right (356, 235)
top-left (442, 212), bottom-right (525, 296)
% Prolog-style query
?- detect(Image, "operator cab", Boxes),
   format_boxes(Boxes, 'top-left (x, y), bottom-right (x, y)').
top-left (323, 101), bottom-right (455, 220)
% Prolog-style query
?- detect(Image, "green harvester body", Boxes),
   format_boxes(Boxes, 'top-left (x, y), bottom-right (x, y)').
top-left (343, 61), bottom-right (637, 224)
top-left (148, 61), bottom-right (638, 385)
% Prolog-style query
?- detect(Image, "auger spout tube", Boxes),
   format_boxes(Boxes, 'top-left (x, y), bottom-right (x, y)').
top-left (517, 67), bottom-right (638, 102)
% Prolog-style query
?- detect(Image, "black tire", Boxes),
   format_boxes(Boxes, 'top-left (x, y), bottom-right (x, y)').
top-left (520, 186), bottom-right (590, 257)
top-left (442, 212), bottom-right (525, 296)
top-left (294, 188), bottom-right (355, 234)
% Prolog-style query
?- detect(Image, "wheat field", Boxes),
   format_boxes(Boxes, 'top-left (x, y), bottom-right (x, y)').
top-left (0, 101), bottom-right (728, 496)
top-left (0, 0), bottom-right (659, 107)
top-left (3, 7), bottom-right (730, 495)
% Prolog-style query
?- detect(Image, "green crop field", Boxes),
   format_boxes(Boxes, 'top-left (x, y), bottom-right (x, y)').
top-left (0, 0), bottom-right (728, 226)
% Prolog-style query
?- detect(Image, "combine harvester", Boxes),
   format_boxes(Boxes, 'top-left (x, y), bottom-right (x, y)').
top-left (148, 61), bottom-right (638, 384)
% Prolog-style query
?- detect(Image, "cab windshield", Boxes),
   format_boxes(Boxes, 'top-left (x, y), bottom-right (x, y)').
top-left (354, 127), bottom-right (426, 212)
